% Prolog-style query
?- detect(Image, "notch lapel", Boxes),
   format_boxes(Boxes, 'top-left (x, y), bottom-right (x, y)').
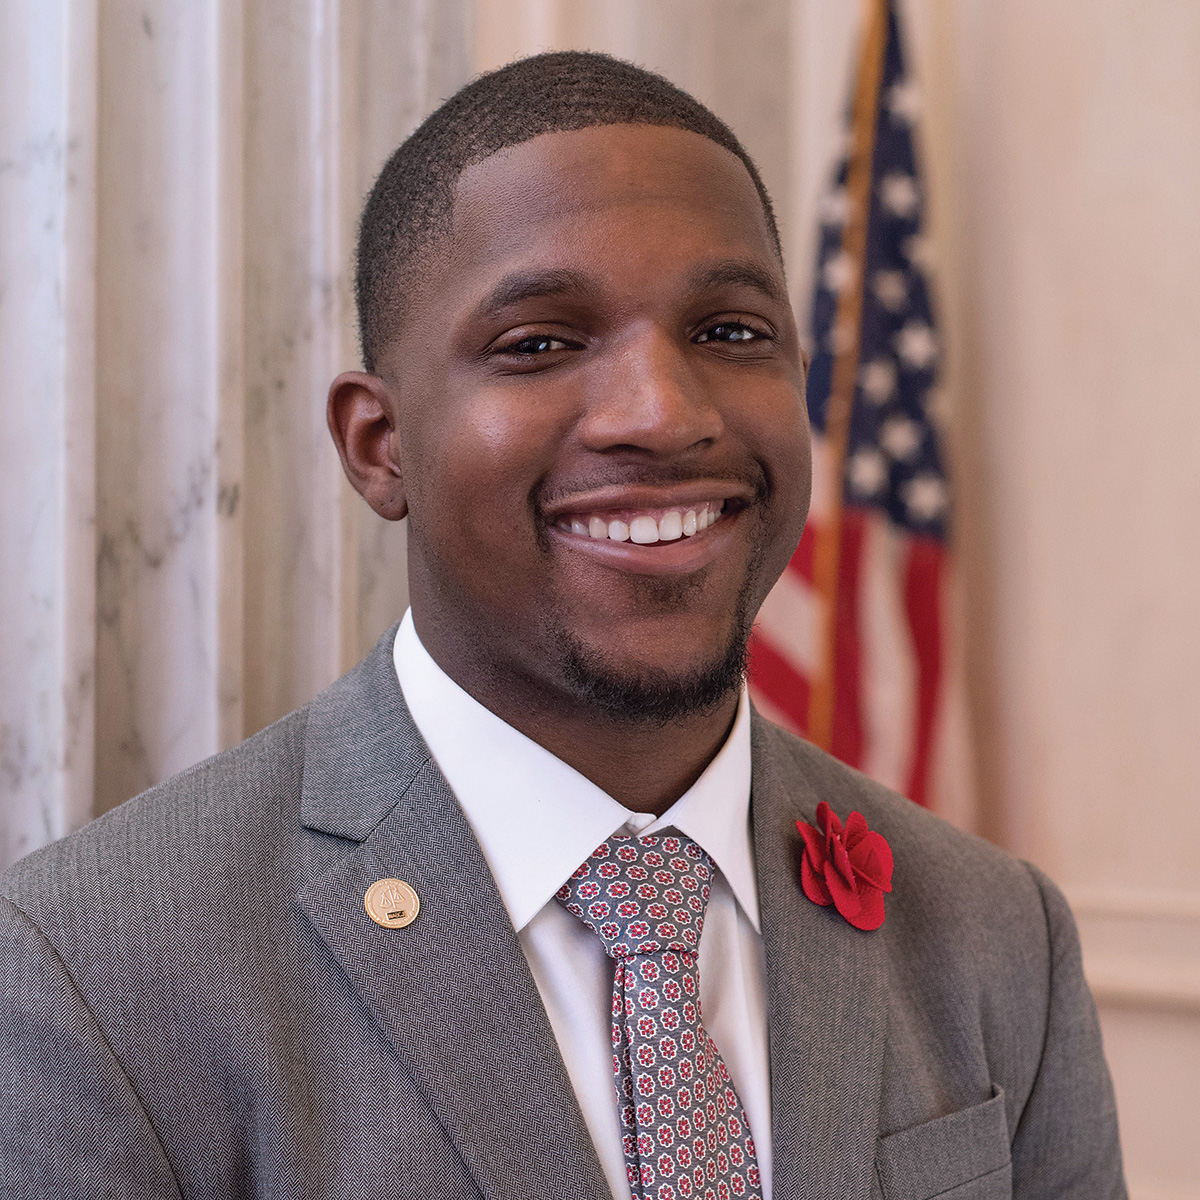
top-left (295, 630), bottom-right (611, 1200)
top-left (751, 713), bottom-right (887, 1200)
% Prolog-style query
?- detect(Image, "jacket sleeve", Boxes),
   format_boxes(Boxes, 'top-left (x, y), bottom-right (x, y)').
top-left (0, 896), bottom-right (182, 1200)
top-left (1010, 865), bottom-right (1127, 1200)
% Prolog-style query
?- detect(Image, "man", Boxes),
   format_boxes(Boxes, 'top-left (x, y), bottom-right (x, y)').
top-left (1, 52), bottom-right (1124, 1200)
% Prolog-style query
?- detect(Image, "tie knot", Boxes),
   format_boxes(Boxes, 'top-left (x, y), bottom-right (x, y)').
top-left (555, 832), bottom-right (713, 959)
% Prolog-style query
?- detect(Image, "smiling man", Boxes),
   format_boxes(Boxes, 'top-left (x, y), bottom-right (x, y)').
top-left (1, 52), bottom-right (1124, 1200)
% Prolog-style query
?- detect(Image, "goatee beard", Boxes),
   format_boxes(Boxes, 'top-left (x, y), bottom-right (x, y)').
top-left (551, 585), bottom-right (755, 726)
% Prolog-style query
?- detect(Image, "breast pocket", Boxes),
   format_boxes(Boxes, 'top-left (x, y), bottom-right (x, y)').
top-left (875, 1085), bottom-right (1011, 1200)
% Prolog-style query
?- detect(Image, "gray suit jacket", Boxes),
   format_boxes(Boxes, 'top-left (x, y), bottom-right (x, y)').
top-left (1, 628), bottom-right (1125, 1200)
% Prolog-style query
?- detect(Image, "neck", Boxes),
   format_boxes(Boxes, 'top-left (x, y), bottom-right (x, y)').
top-left (412, 613), bottom-right (741, 817)
top-left (488, 690), bottom-right (742, 817)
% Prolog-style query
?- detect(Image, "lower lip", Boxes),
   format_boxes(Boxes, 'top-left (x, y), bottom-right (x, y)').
top-left (546, 511), bottom-right (742, 576)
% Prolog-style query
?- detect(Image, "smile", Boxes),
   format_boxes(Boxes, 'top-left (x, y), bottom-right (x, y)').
top-left (554, 501), bottom-right (726, 544)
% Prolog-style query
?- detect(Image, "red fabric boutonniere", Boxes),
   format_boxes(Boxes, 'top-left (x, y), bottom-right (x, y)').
top-left (796, 801), bottom-right (894, 931)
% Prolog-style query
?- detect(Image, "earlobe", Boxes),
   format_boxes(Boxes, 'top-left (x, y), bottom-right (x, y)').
top-left (327, 370), bottom-right (409, 521)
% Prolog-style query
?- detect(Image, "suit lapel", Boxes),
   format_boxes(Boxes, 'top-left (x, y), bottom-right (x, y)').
top-left (295, 630), bottom-right (611, 1200)
top-left (751, 713), bottom-right (887, 1200)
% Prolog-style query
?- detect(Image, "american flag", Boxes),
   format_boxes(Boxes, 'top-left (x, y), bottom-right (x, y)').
top-left (750, 0), bottom-right (966, 811)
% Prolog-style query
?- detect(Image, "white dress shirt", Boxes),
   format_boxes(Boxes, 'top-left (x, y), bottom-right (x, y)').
top-left (393, 611), bottom-right (772, 1200)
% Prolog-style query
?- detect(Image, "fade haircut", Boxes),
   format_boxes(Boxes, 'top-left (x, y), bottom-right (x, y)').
top-left (355, 50), bottom-right (781, 373)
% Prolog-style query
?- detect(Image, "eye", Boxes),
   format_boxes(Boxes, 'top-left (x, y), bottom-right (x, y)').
top-left (694, 322), bottom-right (765, 344)
top-left (504, 334), bottom-right (572, 355)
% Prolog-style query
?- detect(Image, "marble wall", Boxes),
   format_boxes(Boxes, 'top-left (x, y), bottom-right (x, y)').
top-left (1, 0), bottom-right (471, 859)
top-left (1, 1), bottom-right (98, 866)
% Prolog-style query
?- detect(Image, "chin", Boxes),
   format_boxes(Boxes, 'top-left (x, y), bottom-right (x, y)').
top-left (551, 617), bottom-right (751, 726)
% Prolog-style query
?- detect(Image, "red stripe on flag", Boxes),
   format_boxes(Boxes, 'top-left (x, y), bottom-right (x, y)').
top-left (747, 630), bottom-right (811, 735)
top-left (829, 508), bottom-right (868, 769)
top-left (903, 535), bottom-right (945, 806)
top-left (784, 523), bottom-right (817, 584)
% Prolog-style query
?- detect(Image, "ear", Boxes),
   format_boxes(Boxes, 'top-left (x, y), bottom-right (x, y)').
top-left (327, 371), bottom-right (408, 520)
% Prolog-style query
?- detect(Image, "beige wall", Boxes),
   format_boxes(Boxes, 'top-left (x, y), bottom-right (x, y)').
top-left (2, 1), bottom-right (1198, 1194)
top-left (800, 4), bottom-right (1200, 1195)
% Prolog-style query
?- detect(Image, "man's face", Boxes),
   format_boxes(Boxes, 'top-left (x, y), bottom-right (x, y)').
top-left (377, 124), bottom-right (811, 720)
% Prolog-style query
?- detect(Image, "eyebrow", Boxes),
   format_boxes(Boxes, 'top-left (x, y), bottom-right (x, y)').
top-left (467, 258), bottom-right (788, 327)
top-left (472, 268), bottom-right (598, 320)
top-left (686, 260), bottom-right (789, 308)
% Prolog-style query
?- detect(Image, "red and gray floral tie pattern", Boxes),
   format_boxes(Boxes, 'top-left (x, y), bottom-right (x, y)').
top-left (556, 833), bottom-right (763, 1200)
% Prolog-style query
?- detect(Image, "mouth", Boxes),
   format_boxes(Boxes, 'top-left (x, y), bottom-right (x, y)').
top-left (542, 484), bottom-right (750, 576)
top-left (554, 499), bottom-right (727, 544)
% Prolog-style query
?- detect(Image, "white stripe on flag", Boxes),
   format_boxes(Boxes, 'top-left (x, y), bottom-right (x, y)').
top-left (807, 433), bottom-right (835, 525)
top-left (754, 567), bottom-right (822, 678)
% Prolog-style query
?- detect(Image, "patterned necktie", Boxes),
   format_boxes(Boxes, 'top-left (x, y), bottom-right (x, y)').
top-left (556, 832), bottom-right (764, 1200)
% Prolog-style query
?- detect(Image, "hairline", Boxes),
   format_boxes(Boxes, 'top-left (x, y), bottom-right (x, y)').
top-left (373, 119), bottom-right (785, 365)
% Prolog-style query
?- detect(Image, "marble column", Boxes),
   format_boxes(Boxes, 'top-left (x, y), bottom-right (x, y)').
top-left (0, 0), bottom-right (97, 866)
top-left (0, 0), bottom-right (471, 856)
top-left (93, 0), bottom-right (243, 814)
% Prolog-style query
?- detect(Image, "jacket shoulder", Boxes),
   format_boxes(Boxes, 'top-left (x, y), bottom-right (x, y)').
top-left (0, 706), bottom-right (310, 935)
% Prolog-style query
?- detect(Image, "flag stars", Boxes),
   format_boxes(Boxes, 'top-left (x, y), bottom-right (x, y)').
top-left (902, 475), bottom-right (949, 522)
top-left (819, 187), bottom-right (852, 227)
top-left (872, 269), bottom-right (908, 311)
top-left (887, 80), bottom-right (922, 124)
top-left (848, 449), bottom-right (888, 498)
top-left (823, 250), bottom-right (857, 293)
top-left (902, 234), bottom-right (933, 271)
top-left (879, 172), bottom-right (921, 219)
top-left (881, 415), bottom-right (922, 461)
top-left (859, 358), bottom-right (897, 405)
top-left (896, 321), bottom-right (938, 370)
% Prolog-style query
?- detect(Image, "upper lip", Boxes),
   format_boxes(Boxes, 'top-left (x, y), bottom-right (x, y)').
top-left (540, 479), bottom-right (756, 521)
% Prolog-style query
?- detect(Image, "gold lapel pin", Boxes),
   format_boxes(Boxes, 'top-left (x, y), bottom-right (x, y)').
top-left (365, 879), bottom-right (420, 929)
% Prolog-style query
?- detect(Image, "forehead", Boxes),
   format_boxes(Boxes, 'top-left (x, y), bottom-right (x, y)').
top-left (443, 124), bottom-right (780, 291)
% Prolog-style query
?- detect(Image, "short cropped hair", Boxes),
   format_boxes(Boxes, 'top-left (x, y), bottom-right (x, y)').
top-left (355, 50), bottom-right (780, 373)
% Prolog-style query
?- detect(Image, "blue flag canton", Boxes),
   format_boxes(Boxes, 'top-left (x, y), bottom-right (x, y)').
top-left (806, 4), bottom-right (950, 540)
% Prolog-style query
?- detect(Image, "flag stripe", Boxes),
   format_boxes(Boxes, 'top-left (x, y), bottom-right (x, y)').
top-left (747, 632), bottom-right (811, 735)
top-left (902, 536), bottom-right (945, 806)
top-left (784, 524), bottom-right (817, 585)
top-left (830, 507), bottom-right (868, 769)
top-left (754, 561), bottom-right (821, 676)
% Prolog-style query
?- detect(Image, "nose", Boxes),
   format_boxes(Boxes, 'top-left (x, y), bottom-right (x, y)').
top-left (578, 324), bottom-right (724, 457)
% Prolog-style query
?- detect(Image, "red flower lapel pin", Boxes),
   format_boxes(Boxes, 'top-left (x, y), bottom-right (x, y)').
top-left (796, 801), bottom-right (894, 931)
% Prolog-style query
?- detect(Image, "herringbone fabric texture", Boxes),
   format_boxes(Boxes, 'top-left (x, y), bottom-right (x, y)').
top-left (558, 833), bottom-right (763, 1200)
top-left (0, 624), bottom-right (1127, 1198)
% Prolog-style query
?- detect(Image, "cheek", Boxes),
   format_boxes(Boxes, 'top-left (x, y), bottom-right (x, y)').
top-left (408, 388), bottom-right (566, 546)
top-left (741, 384), bottom-right (812, 581)
top-left (742, 383), bottom-right (812, 512)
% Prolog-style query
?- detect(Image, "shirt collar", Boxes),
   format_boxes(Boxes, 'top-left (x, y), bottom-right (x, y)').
top-left (392, 610), bottom-right (759, 934)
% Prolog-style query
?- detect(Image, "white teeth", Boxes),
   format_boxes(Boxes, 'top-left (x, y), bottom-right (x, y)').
top-left (629, 515), bottom-right (659, 544)
top-left (563, 502), bottom-right (726, 542)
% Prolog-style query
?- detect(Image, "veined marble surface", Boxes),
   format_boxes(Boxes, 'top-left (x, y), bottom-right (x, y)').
top-left (0, 1), bottom-right (96, 866)
top-left (0, 0), bottom-right (470, 856)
